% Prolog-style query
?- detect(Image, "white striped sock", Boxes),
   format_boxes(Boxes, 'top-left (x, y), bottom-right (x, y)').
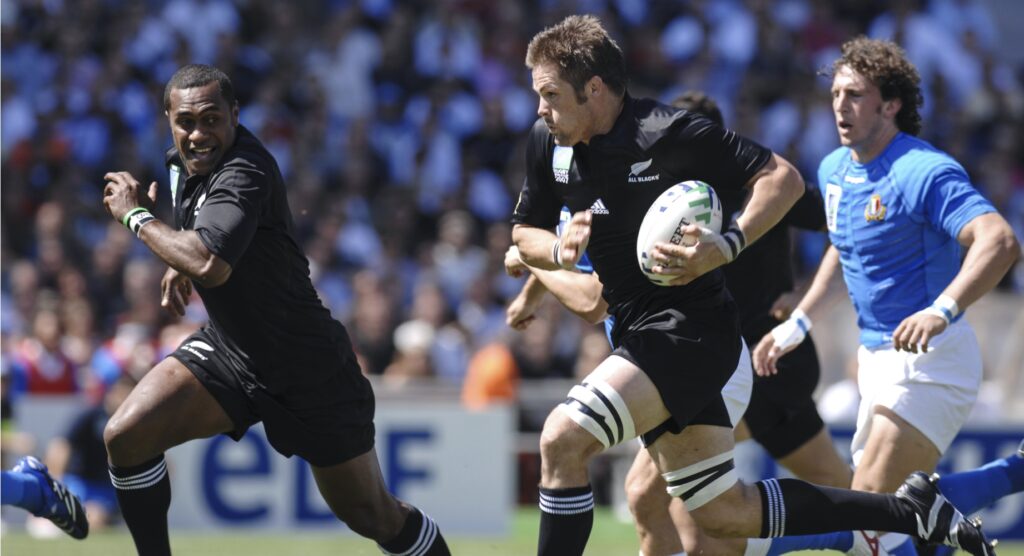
top-left (109, 458), bottom-right (168, 491)
top-left (539, 490), bottom-right (594, 516)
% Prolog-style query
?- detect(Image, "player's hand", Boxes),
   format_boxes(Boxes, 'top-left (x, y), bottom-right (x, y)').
top-left (504, 246), bottom-right (529, 278)
top-left (649, 225), bottom-right (728, 286)
top-left (161, 267), bottom-right (192, 317)
top-left (557, 211), bottom-right (591, 269)
top-left (891, 312), bottom-right (947, 353)
top-left (506, 292), bottom-right (540, 330)
top-left (103, 171), bottom-right (157, 223)
top-left (752, 332), bottom-right (786, 377)
top-left (770, 291), bottom-right (801, 321)
top-left (753, 308), bottom-right (812, 375)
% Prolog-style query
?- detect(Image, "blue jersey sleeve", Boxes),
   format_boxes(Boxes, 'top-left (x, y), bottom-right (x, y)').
top-left (918, 164), bottom-right (996, 240)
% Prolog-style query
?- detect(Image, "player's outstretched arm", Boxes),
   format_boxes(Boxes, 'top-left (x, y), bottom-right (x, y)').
top-left (103, 171), bottom-right (232, 287)
top-left (528, 267), bottom-right (607, 324)
top-left (892, 212), bottom-right (1020, 353)
top-left (754, 245), bottom-right (845, 376)
top-left (505, 245), bottom-right (607, 325)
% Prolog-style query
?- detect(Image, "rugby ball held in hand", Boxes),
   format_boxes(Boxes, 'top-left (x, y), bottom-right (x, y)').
top-left (636, 180), bottom-right (723, 286)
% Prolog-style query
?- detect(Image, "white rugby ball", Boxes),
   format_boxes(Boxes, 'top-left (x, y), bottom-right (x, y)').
top-left (636, 180), bottom-right (723, 286)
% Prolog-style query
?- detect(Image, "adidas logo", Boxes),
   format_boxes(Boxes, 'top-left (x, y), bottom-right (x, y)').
top-left (590, 198), bottom-right (609, 215)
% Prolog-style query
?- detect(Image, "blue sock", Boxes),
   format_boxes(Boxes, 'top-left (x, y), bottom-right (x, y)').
top-left (765, 531), bottom-right (853, 555)
top-left (938, 454), bottom-right (1024, 515)
top-left (1, 470), bottom-right (46, 514)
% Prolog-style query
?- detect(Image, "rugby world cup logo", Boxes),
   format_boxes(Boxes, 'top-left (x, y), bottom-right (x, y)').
top-left (864, 193), bottom-right (886, 222)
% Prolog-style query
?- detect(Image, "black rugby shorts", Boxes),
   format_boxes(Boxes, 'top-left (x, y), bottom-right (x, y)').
top-left (741, 314), bottom-right (825, 459)
top-left (612, 302), bottom-right (743, 444)
top-left (171, 327), bottom-right (375, 467)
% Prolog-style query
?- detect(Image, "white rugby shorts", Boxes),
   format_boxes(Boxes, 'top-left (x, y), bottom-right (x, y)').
top-left (850, 319), bottom-right (982, 466)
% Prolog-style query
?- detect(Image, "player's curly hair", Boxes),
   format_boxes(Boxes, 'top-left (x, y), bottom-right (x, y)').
top-left (830, 36), bottom-right (923, 136)
top-left (163, 64), bottom-right (236, 111)
top-left (526, 15), bottom-right (627, 104)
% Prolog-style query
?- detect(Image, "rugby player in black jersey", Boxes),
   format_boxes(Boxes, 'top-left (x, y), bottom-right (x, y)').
top-left (101, 64), bottom-right (449, 556)
top-left (504, 91), bottom-right (877, 556)
top-left (512, 15), bottom-right (992, 556)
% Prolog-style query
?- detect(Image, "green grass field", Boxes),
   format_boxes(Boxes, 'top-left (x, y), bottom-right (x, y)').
top-left (3, 508), bottom-right (1022, 555)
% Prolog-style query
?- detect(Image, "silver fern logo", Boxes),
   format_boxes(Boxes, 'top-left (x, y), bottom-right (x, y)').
top-left (628, 159), bottom-right (659, 183)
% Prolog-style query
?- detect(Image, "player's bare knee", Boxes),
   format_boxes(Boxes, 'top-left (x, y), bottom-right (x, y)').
top-left (103, 412), bottom-right (143, 464)
top-left (543, 376), bottom-right (637, 468)
top-left (625, 466), bottom-right (666, 518)
top-left (539, 411), bottom-right (603, 469)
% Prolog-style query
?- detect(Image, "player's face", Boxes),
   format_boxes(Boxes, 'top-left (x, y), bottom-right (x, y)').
top-left (830, 65), bottom-right (899, 162)
top-left (166, 82), bottom-right (239, 176)
top-left (532, 63), bottom-right (592, 146)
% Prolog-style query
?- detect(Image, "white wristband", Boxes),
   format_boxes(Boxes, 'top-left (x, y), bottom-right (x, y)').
top-left (702, 226), bottom-right (746, 263)
top-left (920, 294), bottom-right (959, 325)
top-left (770, 308), bottom-right (813, 351)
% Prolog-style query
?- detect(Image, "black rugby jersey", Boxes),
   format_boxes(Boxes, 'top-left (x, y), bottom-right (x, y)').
top-left (165, 125), bottom-right (353, 391)
top-left (719, 182), bottom-right (824, 328)
top-left (512, 95), bottom-right (772, 329)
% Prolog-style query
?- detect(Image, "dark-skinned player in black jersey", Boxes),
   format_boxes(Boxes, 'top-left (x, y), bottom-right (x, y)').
top-left (101, 64), bottom-right (449, 556)
top-left (511, 15), bottom-right (993, 556)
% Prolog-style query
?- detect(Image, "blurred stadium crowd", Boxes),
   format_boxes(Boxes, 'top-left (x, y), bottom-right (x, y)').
top-left (2, 0), bottom-right (1023, 454)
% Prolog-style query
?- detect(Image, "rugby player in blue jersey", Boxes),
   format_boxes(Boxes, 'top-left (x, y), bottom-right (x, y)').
top-left (754, 37), bottom-right (1022, 555)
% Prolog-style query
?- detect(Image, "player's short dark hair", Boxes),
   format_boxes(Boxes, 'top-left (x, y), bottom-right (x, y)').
top-left (671, 91), bottom-right (724, 126)
top-left (829, 36), bottom-right (923, 136)
top-left (163, 64), bottom-right (236, 111)
top-left (526, 14), bottom-right (627, 103)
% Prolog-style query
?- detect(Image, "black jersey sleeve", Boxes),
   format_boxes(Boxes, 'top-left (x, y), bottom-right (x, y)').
top-left (783, 182), bottom-right (826, 230)
top-left (511, 120), bottom-right (562, 229)
top-left (660, 114), bottom-right (772, 194)
top-left (193, 160), bottom-right (270, 266)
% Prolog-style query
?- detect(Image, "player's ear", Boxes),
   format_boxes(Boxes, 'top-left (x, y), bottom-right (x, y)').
top-left (586, 75), bottom-right (603, 97)
top-left (884, 97), bottom-right (902, 119)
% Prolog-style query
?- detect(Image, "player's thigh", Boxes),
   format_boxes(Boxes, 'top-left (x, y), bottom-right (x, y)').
top-left (105, 356), bottom-right (233, 461)
top-left (310, 447), bottom-right (404, 531)
top-left (648, 424), bottom-right (760, 536)
top-left (776, 427), bottom-right (852, 488)
top-left (852, 407), bottom-right (941, 493)
top-left (560, 354), bottom-right (673, 447)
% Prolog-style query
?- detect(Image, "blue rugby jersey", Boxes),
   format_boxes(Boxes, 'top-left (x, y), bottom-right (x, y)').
top-left (817, 133), bottom-right (995, 347)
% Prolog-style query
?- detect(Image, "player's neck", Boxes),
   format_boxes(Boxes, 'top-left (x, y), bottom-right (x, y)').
top-left (582, 95), bottom-right (625, 144)
top-left (851, 125), bottom-right (900, 164)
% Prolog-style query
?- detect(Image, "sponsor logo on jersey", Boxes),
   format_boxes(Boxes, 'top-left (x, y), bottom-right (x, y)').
top-left (194, 192), bottom-right (207, 217)
top-left (169, 165), bottom-right (181, 208)
top-left (552, 146), bottom-right (573, 184)
top-left (864, 193), bottom-right (887, 222)
top-left (589, 198), bottom-right (609, 215)
top-left (182, 340), bottom-right (214, 361)
top-left (825, 183), bottom-right (842, 232)
top-left (628, 158), bottom-right (660, 183)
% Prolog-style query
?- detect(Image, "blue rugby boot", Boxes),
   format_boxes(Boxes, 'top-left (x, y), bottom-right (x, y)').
top-left (13, 456), bottom-right (89, 539)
